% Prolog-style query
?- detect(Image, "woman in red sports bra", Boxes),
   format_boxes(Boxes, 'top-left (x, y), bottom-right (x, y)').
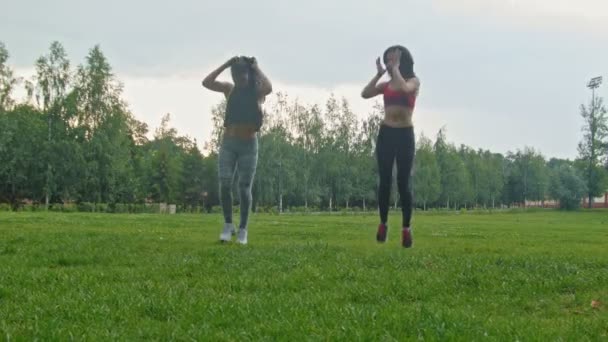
top-left (361, 45), bottom-right (420, 248)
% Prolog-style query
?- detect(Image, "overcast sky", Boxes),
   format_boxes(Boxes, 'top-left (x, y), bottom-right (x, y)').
top-left (2, 0), bottom-right (607, 159)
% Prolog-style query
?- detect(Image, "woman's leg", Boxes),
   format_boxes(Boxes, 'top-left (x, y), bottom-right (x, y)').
top-left (376, 126), bottom-right (395, 225)
top-left (395, 128), bottom-right (416, 228)
top-left (236, 137), bottom-right (258, 231)
top-left (395, 127), bottom-right (415, 248)
top-left (218, 138), bottom-right (238, 225)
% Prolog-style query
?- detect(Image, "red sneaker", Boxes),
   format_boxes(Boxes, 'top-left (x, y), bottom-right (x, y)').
top-left (402, 227), bottom-right (413, 248)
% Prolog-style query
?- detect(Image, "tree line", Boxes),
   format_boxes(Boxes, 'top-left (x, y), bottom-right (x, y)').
top-left (1, 41), bottom-right (607, 212)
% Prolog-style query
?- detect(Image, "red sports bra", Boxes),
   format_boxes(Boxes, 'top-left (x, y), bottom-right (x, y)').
top-left (383, 83), bottom-right (416, 109)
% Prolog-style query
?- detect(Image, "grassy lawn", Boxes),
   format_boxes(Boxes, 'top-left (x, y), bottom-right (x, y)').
top-left (0, 211), bottom-right (607, 341)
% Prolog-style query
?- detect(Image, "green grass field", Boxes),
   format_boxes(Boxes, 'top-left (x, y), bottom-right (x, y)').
top-left (1, 211), bottom-right (607, 341)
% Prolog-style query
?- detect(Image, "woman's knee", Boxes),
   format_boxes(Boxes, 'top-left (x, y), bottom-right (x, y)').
top-left (219, 177), bottom-right (233, 191)
top-left (379, 172), bottom-right (393, 187)
top-left (238, 178), bottom-right (253, 192)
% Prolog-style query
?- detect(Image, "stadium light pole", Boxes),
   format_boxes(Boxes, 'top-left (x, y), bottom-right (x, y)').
top-left (587, 76), bottom-right (603, 108)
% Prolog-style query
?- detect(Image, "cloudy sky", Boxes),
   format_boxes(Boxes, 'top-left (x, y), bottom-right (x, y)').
top-left (2, 0), bottom-right (607, 159)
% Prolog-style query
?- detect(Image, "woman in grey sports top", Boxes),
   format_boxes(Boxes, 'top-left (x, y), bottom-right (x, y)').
top-left (202, 56), bottom-right (272, 245)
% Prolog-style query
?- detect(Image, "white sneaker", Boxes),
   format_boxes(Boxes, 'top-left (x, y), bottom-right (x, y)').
top-left (220, 223), bottom-right (235, 242)
top-left (237, 228), bottom-right (248, 245)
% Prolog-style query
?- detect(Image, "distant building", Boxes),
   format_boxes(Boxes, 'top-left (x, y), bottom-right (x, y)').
top-left (523, 191), bottom-right (608, 209)
top-left (582, 192), bottom-right (608, 208)
top-left (524, 200), bottom-right (558, 209)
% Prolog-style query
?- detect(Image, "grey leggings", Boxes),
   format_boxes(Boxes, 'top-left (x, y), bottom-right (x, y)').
top-left (218, 135), bottom-right (258, 229)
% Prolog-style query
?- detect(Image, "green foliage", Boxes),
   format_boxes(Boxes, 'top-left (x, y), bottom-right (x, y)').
top-left (0, 41), bottom-right (20, 112)
top-left (180, 143), bottom-right (205, 207)
top-left (435, 129), bottom-right (472, 209)
top-left (77, 202), bottom-right (95, 212)
top-left (577, 97), bottom-right (608, 206)
top-left (414, 134), bottom-right (440, 209)
top-left (0, 41), bottom-right (599, 211)
top-left (549, 165), bottom-right (588, 210)
top-left (504, 147), bottom-right (549, 205)
top-left (0, 105), bottom-right (48, 204)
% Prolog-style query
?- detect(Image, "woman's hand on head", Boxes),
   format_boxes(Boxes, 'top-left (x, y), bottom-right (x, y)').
top-left (225, 56), bottom-right (239, 68)
top-left (376, 57), bottom-right (386, 76)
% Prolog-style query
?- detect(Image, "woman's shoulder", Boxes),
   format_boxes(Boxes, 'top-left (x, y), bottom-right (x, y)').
top-left (409, 76), bottom-right (420, 85)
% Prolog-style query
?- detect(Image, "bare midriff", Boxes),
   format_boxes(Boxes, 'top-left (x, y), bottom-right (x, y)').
top-left (383, 105), bottom-right (414, 128)
top-left (224, 124), bottom-right (258, 139)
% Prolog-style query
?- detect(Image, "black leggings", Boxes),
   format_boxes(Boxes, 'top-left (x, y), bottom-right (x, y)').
top-left (376, 125), bottom-right (415, 227)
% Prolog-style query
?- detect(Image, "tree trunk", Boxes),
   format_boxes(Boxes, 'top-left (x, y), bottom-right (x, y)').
top-left (304, 178), bottom-right (308, 209)
top-left (46, 111), bottom-right (52, 210)
top-left (588, 157), bottom-right (593, 209)
top-left (363, 198), bottom-right (366, 211)
top-left (11, 180), bottom-right (16, 209)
